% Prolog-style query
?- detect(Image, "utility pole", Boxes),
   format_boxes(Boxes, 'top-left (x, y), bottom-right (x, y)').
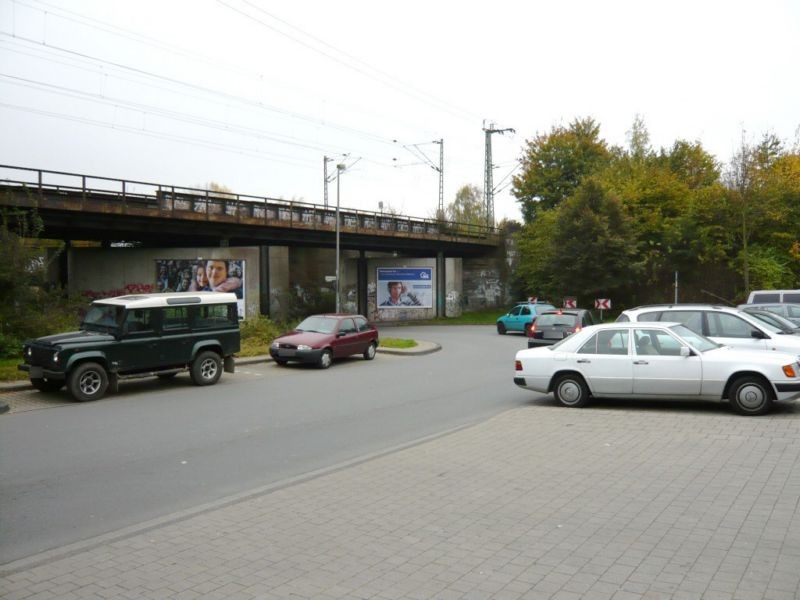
top-left (323, 156), bottom-right (334, 207)
top-left (399, 139), bottom-right (443, 217)
top-left (483, 121), bottom-right (514, 228)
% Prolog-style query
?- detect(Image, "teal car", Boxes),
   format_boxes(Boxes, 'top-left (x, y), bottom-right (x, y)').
top-left (496, 301), bottom-right (556, 335)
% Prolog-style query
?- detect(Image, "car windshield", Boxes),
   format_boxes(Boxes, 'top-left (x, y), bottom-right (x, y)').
top-left (81, 304), bottom-right (121, 333)
top-left (670, 324), bottom-right (719, 352)
top-left (296, 316), bottom-right (338, 334)
top-left (537, 313), bottom-right (577, 327)
top-left (745, 311), bottom-right (795, 332)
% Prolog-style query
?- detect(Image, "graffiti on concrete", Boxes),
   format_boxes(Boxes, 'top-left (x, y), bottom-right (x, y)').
top-left (446, 290), bottom-right (461, 316)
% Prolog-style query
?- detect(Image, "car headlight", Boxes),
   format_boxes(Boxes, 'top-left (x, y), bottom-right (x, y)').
top-left (52, 352), bottom-right (59, 363)
top-left (297, 344), bottom-right (312, 351)
top-left (25, 346), bottom-right (32, 358)
top-left (271, 341), bottom-right (280, 349)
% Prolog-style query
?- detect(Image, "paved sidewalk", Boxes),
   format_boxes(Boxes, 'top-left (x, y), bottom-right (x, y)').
top-left (2, 403), bottom-right (799, 599)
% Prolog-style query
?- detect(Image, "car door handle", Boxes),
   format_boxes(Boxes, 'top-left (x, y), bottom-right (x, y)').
top-left (576, 359), bottom-right (590, 363)
top-left (633, 360), bottom-right (649, 365)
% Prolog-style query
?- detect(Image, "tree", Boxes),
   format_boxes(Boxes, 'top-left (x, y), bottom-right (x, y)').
top-left (512, 117), bottom-right (611, 223)
top-left (724, 132), bottom-right (786, 294)
top-left (446, 185), bottom-right (486, 227)
top-left (0, 206), bottom-right (78, 356)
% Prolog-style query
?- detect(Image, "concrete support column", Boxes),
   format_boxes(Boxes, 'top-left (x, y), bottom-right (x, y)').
top-left (357, 250), bottom-right (367, 317)
top-left (437, 251), bottom-right (445, 318)
top-left (259, 246), bottom-right (270, 317)
top-left (59, 240), bottom-right (71, 290)
top-left (268, 246), bottom-right (290, 321)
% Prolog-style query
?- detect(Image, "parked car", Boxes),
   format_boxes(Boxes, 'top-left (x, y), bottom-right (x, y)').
top-left (270, 314), bottom-right (378, 368)
top-left (19, 292), bottom-right (240, 402)
top-left (616, 304), bottom-right (800, 357)
top-left (738, 303), bottom-right (800, 326)
top-left (496, 301), bottom-right (555, 335)
top-left (739, 308), bottom-right (800, 333)
top-left (514, 322), bottom-right (800, 415)
top-left (527, 309), bottom-right (596, 348)
top-left (746, 289), bottom-right (800, 304)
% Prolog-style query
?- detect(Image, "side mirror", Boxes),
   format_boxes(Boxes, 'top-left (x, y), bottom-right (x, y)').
top-left (751, 329), bottom-right (769, 340)
top-left (680, 346), bottom-right (691, 357)
top-left (337, 331), bottom-right (347, 337)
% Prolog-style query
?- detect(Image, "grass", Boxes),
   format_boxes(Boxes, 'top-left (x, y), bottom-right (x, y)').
top-left (412, 307), bottom-right (501, 326)
top-left (0, 358), bottom-right (27, 381)
top-left (379, 337), bottom-right (417, 349)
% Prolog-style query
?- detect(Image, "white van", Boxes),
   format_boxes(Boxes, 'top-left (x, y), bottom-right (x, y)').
top-left (747, 290), bottom-right (800, 304)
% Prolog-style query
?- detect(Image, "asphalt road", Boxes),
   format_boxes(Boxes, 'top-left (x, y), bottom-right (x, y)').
top-left (0, 325), bottom-right (535, 565)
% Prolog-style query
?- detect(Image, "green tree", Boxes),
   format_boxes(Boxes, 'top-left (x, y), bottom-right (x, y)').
top-left (446, 184), bottom-right (486, 229)
top-left (0, 207), bottom-right (78, 356)
top-left (512, 117), bottom-right (611, 223)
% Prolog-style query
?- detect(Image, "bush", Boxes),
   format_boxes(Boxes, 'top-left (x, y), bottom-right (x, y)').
top-left (239, 315), bottom-right (287, 357)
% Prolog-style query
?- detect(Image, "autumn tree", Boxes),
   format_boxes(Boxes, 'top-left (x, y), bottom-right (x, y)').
top-left (512, 117), bottom-right (611, 223)
top-left (446, 184), bottom-right (486, 227)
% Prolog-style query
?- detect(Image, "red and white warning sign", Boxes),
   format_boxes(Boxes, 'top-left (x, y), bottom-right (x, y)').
top-left (564, 297), bottom-right (577, 309)
top-left (595, 298), bottom-right (611, 310)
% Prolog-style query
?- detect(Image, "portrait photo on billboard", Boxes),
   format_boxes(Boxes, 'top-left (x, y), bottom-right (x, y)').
top-left (376, 267), bottom-right (433, 308)
top-left (155, 258), bottom-right (245, 317)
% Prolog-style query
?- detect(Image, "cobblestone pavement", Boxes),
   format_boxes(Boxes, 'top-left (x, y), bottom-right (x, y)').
top-left (2, 401), bottom-right (799, 599)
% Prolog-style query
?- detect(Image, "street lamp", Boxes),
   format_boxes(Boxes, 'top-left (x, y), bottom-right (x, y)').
top-left (335, 163), bottom-right (346, 313)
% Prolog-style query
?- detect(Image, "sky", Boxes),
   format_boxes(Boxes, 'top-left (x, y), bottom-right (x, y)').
top-left (1, 0), bottom-right (798, 224)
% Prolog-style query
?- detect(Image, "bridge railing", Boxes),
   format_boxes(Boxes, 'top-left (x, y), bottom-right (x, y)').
top-left (0, 165), bottom-right (500, 242)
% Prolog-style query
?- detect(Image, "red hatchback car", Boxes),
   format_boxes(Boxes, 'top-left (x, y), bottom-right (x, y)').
top-left (269, 314), bottom-right (379, 369)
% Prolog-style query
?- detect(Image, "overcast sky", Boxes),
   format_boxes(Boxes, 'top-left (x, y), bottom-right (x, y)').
top-left (1, 0), bottom-right (798, 223)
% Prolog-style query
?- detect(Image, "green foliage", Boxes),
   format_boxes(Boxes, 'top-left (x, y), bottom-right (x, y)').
top-left (239, 314), bottom-right (289, 357)
top-left (446, 184), bottom-right (486, 227)
top-left (0, 206), bottom-right (85, 357)
top-left (512, 117), bottom-right (611, 223)
top-left (511, 117), bottom-right (800, 308)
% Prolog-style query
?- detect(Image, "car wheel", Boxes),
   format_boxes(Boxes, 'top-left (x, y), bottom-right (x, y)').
top-left (30, 377), bottom-right (64, 393)
top-left (729, 376), bottom-right (772, 416)
top-left (190, 351), bottom-right (222, 386)
top-left (497, 322), bottom-right (506, 335)
top-left (553, 373), bottom-right (590, 408)
top-left (318, 349), bottom-right (333, 369)
top-left (68, 362), bottom-right (109, 402)
top-left (363, 342), bottom-right (377, 360)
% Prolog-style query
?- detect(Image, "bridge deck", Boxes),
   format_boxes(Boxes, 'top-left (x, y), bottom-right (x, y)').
top-left (0, 166), bottom-right (499, 251)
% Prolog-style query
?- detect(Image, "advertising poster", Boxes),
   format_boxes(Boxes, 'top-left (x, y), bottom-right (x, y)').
top-left (376, 267), bottom-right (433, 308)
top-left (155, 258), bottom-right (245, 318)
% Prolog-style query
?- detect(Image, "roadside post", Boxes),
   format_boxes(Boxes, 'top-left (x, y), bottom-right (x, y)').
top-left (595, 298), bottom-right (611, 321)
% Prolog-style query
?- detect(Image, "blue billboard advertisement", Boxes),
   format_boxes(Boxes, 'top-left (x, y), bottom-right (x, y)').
top-left (376, 267), bottom-right (433, 308)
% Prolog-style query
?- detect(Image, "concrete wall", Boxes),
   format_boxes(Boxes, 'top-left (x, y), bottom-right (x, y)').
top-left (462, 253), bottom-right (511, 311)
top-left (69, 246), bottom-right (261, 318)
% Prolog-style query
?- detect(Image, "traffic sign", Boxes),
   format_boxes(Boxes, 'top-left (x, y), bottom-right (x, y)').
top-left (595, 298), bottom-right (611, 310)
top-left (564, 297), bottom-right (577, 309)
top-left (325, 275), bottom-right (337, 282)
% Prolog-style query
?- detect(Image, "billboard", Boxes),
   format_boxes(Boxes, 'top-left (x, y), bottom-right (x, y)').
top-left (376, 267), bottom-right (433, 308)
top-left (155, 258), bottom-right (245, 318)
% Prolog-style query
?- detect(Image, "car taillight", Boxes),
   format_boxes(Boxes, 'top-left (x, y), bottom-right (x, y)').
top-left (515, 360), bottom-right (522, 371)
top-left (574, 326), bottom-right (581, 333)
top-left (528, 324), bottom-right (536, 336)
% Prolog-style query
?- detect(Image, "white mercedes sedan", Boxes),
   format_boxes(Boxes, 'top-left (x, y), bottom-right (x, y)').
top-left (514, 322), bottom-right (800, 415)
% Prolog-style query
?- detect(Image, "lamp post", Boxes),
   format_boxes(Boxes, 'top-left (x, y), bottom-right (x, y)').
top-left (335, 163), bottom-right (346, 312)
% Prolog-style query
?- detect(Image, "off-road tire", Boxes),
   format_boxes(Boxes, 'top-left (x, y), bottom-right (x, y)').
top-left (68, 362), bottom-right (109, 402)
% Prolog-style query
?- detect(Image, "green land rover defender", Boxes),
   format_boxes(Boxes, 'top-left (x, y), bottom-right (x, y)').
top-left (19, 292), bottom-right (240, 402)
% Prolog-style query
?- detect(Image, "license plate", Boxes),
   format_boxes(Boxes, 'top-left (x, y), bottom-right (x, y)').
top-left (29, 366), bottom-right (44, 378)
top-left (544, 332), bottom-right (563, 339)
top-left (279, 349), bottom-right (296, 357)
